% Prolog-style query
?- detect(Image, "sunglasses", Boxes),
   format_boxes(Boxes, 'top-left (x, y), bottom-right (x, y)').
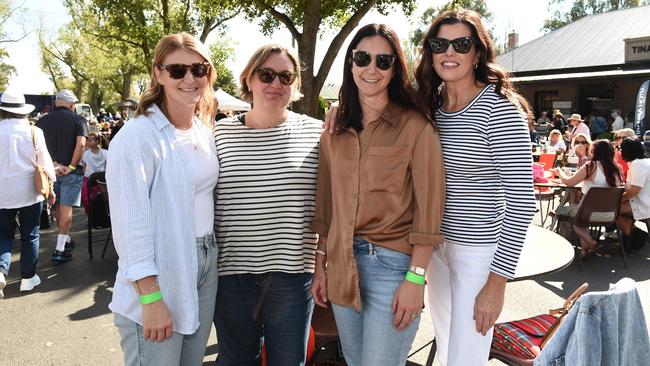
top-left (351, 50), bottom-right (396, 71)
top-left (575, 140), bottom-right (589, 145)
top-left (157, 62), bottom-right (211, 79)
top-left (255, 68), bottom-right (296, 85)
top-left (428, 37), bottom-right (476, 54)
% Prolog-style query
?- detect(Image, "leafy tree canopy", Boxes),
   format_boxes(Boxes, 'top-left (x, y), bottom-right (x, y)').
top-left (543, 0), bottom-right (646, 32)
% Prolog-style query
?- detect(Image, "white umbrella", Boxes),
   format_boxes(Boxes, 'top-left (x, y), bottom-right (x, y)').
top-left (215, 88), bottom-right (251, 111)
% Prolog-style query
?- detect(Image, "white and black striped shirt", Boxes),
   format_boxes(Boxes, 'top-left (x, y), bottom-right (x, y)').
top-left (213, 112), bottom-right (322, 275)
top-left (436, 84), bottom-right (536, 278)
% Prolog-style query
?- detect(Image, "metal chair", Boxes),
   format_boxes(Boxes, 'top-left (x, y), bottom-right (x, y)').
top-left (555, 187), bottom-right (625, 269)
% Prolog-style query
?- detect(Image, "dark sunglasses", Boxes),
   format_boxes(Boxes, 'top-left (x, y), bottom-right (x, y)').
top-left (157, 62), bottom-right (211, 79)
top-left (575, 140), bottom-right (589, 145)
top-left (428, 36), bottom-right (476, 54)
top-left (255, 68), bottom-right (296, 85)
top-left (351, 50), bottom-right (396, 71)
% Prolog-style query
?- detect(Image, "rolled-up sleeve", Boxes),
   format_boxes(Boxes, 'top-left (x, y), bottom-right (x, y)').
top-left (311, 133), bottom-right (332, 236)
top-left (106, 133), bottom-right (159, 282)
top-left (409, 123), bottom-right (445, 246)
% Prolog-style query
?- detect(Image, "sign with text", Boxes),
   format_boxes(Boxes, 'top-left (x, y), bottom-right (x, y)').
top-left (635, 79), bottom-right (649, 136)
top-left (625, 36), bottom-right (650, 62)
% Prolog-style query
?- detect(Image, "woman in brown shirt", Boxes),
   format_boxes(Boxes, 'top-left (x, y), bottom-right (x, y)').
top-left (310, 23), bottom-right (445, 366)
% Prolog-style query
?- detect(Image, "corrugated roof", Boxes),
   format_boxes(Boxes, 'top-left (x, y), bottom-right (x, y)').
top-left (497, 5), bottom-right (650, 73)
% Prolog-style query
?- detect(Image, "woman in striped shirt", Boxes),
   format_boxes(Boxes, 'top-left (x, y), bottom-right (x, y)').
top-left (414, 10), bottom-right (536, 366)
top-left (212, 44), bottom-right (321, 365)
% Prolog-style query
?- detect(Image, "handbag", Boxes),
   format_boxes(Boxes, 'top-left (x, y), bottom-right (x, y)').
top-left (31, 126), bottom-right (51, 198)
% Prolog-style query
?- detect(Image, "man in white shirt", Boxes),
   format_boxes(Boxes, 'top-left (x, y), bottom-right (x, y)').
top-left (565, 113), bottom-right (590, 141)
top-left (611, 111), bottom-right (625, 132)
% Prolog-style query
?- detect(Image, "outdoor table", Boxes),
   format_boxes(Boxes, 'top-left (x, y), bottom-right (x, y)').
top-left (534, 179), bottom-right (582, 230)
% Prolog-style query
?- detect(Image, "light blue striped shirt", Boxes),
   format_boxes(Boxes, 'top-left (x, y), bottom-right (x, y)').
top-left (106, 105), bottom-right (209, 335)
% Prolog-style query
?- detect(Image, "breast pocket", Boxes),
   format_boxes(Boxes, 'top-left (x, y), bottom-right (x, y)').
top-left (365, 146), bottom-right (410, 193)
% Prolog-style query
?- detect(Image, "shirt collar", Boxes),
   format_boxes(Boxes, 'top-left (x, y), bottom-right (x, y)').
top-left (148, 104), bottom-right (175, 131)
top-left (378, 102), bottom-right (402, 127)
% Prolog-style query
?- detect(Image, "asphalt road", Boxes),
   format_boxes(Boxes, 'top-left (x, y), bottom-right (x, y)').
top-left (2, 210), bottom-right (649, 365)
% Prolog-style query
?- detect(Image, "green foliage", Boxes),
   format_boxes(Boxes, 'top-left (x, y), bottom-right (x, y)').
top-left (210, 39), bottom-right (238, 95)
top-left (0, 48), bottom-right (15, 89)
top-left (543, 0), bottom-right (646, 32)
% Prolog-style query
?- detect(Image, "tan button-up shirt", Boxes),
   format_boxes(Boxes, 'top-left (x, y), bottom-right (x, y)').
top-left (311, 103), bottom-right (445, 310)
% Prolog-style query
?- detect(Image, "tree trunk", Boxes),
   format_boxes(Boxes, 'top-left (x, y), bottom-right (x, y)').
top-left (122, 69), bottom-right (133, 99)
top-left (293, 0), bottom-right (321, 117)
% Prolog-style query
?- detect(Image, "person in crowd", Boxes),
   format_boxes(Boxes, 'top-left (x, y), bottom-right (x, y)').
top-left (528, 118), bottom-right (539, 144)
top-left (214, 112), bottom-right (227, 122)
top-left (589, 112), bottom-right (608, 140)
top-left (616, 138), bottom-right (650, 240)
top-left (412, 10), bottom-right (536, 366)
top-left (552, 110), bottom-right (566, 134)
top-left (212, 44), bottom-right (322, 366)
top-left (80, 133), bottom-right (108, 213)
top-left (545, 129), bottom-right (566, 153)
top-left (536, 110), bottom-right (551, 126)
top-left (109, 118), bottom-right (124, 141)
top-left (611, 110), bottom-right (625, 131)
top-left (310, 24), bottom-right (445, 366)
top-left (571, 133), bottom-right (592, 168)
top-left (565, 113), bottom-right (590, 141)
top-left (106, 32), bottom-right (219, 366)
top-left (613, 128), bottom-right (637, 182)
top-left (553, 140), bottom-right (621, 257)
top-left (0, 91), bottom-right (56, 298)
top-left (36, 89), bottom-right (88, 263)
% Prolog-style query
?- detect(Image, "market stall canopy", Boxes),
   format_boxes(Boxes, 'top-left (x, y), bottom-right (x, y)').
top-left (215, 89), bottom-right (251, 111)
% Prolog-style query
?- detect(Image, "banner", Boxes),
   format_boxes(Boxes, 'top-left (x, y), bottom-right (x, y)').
top-left (634, 79), bottom-right (649, 136)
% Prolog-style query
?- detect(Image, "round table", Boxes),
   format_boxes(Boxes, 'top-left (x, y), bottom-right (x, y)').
top-left (514, 224), bottom-right (574, 281)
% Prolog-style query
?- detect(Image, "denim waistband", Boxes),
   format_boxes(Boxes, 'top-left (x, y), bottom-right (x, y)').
top-left (196, 233), bottom-right (216, 247)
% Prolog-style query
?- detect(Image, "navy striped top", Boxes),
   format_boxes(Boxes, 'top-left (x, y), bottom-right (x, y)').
top-left (436, 84), bottom-right (536, 278)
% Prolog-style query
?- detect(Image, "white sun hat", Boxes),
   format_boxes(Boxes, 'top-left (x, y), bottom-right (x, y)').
top-left (0, 90), bottom-right (35, 115)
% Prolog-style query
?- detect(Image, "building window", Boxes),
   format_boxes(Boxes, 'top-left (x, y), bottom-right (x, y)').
top-left (535, 91), bottom-right (559, 115)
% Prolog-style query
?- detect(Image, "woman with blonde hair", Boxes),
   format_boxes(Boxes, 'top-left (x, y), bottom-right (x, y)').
top-left (545, 129), bottom-right (566, 152)
top-left (614, 128), bottom-right (636, 181)
top-left (570, 133), bottom-right (592, 168)
top-left (106, 32), bottom-right (219, 366)
top-left (212, 44), bottom-right (322, 365)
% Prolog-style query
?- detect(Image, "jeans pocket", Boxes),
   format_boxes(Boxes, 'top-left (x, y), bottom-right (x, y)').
top-left (373, 247), bottom-right (410, 273)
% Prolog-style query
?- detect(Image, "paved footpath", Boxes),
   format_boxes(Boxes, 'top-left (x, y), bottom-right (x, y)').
top-left (2, 210), bottom-right (649, 365)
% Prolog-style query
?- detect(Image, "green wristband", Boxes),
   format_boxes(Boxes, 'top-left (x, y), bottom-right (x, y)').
top-left (140, 290), bottom-right (163, 305)
top-left (405, 271), bottom-right (426, 285)
top-left (68, 164), bottom-right (77, 171)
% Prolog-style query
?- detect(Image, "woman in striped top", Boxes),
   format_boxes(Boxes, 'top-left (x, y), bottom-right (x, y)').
top-left (414, 10), bottom-right (536, 366)
top-left (212, 44), bottom-right (321, 365)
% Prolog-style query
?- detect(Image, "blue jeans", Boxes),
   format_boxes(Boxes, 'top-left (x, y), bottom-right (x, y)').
top-left (0, 201), bottom-right (43, 279)
top-left (114, 234), bottom-right (218, 366)
top-left (331, 237), bottom-right (420, 366)
top-left (53, 173), bottom-right (83, 207)
top-left (213, 272), bottom-right (314, 366)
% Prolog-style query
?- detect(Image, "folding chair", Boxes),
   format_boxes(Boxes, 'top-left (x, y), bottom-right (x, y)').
top-left (489, 283), bottom-right (589, 365)
top-left (307, 305), bottom-right (345, 366)
top-left (86, 171), bottom-right (112, 259)
top-left (555, 187), bottom-right (625, 269)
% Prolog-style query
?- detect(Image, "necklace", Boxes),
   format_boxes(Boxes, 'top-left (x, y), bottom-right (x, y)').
top-left (175, 123), bottom-right (200, 150)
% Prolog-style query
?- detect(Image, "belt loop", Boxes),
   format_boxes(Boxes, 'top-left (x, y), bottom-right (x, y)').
top-left (368, 242), bottom-right (374, 256)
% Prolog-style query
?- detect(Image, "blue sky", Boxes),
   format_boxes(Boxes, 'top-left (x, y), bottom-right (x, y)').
top-left (5, 0), bottom-right (553, 95)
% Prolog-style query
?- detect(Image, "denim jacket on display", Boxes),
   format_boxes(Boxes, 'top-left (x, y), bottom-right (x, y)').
top-left (535, 278), bottom-right (650, 366)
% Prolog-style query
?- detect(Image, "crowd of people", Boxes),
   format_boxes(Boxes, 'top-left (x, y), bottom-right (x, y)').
top-left (0, 7), bottom-right (649, 366)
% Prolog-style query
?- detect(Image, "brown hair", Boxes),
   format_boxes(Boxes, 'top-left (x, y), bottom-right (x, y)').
top-left (414, 9), bottom-right (531, 120)
top-left (0, 110), bottom-right (27, 120)
top-left (585, 139), bottom-right (620, 187)
top-left (136, 32), bottom-right (217, 127)
top-left (336, 23), bottom-right (432, 132)
top-left (239, 44), bottom-right (302, 103)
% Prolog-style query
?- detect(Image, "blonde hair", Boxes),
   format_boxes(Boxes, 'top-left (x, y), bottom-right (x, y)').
top-left (239, 44), bottom-right (302, 103)
top-left (614, 128), bottom-right (636, 139)
top-left (136, 32), bottom-right (217, 126)
top-left (571, 133), bottom-right (592, 148)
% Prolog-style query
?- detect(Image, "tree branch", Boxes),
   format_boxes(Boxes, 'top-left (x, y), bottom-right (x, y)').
top-left (315, 0), bottom-right (378, 89)
top-left (259, 1), bottom-right (302, 42)
top-left (0, 31), bottom-right (31, 44)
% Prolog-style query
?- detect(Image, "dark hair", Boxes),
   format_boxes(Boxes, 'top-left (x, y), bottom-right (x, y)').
top-left (620, 138), bottom-right (647, 162)
top-left (215, 112), bottom-right (228, 121)
top-left (336, 23), bottom-right (431, 132)
top-left (0, 110), bottom-right (27, 119)
top-left (586, 140), bottom-right (620, 187)
top-left (414, 9), bottom-right (531, 121)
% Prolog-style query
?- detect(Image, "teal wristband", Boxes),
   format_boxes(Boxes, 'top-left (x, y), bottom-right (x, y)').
top-left (405, 271), bottom-right (426, 285)
top-left (140, 290), bottom-right (163, 305)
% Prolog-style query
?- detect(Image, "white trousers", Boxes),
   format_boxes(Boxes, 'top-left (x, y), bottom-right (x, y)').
top-left (427, 242), bottom-right (496, 366)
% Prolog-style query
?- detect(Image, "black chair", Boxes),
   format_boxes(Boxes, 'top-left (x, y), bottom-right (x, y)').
top-left (86, 171), bottom-right (112, 258)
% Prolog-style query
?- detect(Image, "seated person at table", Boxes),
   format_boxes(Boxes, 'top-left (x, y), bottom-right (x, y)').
top-left (553, 140), bottom-right (621, 257)
top-left (570, 133), bottom-right (591, 168)
top-left (613, 128), bottom-right (636, 182)
top-left (616, 138), bottom-right (650, 243)
top-left (544, 129), bottom-right (566, 152)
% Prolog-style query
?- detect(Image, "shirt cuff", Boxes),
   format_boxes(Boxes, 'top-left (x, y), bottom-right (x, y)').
top-left (408, 233), bottom-right (445, 246)
top-left (124, 265), bottom-right (160, 283)
top-left (310, 220), bottom-right (329, 237)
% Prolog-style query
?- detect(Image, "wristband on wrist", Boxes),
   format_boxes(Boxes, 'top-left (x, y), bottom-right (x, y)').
top-left (405, 271), bottom-right (426, 285)
top-left (315, 249), bottom-right (327, 256)
top-left (68, 164), bottom-right (76, 171)
top-left (140, 290), bottom-right (163, 305)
